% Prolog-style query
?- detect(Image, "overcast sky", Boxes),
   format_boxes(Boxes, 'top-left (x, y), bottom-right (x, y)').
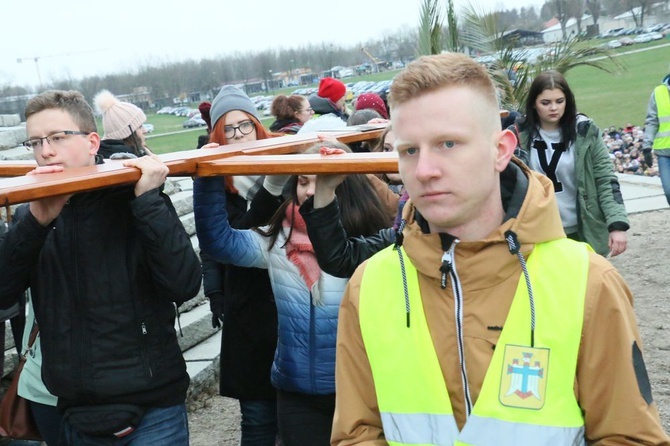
top-left (1, 0), bottom-right (545, 88)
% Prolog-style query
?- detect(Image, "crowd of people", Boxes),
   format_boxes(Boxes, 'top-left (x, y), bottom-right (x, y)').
top-left (0, 57), bottom-right (669, 446)
top-left (603, 123), bottom-right (658, 176)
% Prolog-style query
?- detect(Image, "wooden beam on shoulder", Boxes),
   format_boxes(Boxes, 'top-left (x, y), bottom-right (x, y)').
top-left (0, 125), bottom-right (389, 205)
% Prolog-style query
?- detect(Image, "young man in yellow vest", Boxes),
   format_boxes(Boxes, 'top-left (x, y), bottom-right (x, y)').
top-left (331, 53), bottom-right (670, 445)
top-left (643, 71), bottom-right (670, 205)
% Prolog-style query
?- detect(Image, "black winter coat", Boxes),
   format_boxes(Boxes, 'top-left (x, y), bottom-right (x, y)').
top-left (299, 196), bottom-right (395, 278)
top-left (0, 185), bottom-right (202, 410)
top-left (202, 185), bottom-right (282, 400)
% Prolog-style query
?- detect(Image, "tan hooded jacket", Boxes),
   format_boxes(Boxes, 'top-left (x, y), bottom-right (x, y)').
top-left (332, 161), bottom-right (669, 445)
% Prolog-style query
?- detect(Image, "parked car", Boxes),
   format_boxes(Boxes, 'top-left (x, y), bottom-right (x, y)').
top-left (649, 32), bottom-right (664, 40)
top-left (619, 36), bottom-right (634, 45)
top-left (633, 34), bottom-right (652, 44)
top-left (142, 123), bottom-right (154, 133)
top-left (183, 117), bottom-right (206, 128)
top-left (156, 107), bottom-right (174, 114)
top-left (606, 39), bottom-right (623, 49)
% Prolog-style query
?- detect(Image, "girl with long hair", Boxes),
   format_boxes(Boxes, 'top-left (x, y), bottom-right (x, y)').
top-left (513, 70), bottom-right (629, 257)
top-left (194, 140), bottom-right (390, 446)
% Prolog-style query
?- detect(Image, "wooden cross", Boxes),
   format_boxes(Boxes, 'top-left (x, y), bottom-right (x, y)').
top-left (0, 125), bottom-right (398, 206)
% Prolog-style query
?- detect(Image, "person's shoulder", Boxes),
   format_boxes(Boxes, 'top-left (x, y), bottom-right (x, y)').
top-left (585, 250), bottom-right (632, 306)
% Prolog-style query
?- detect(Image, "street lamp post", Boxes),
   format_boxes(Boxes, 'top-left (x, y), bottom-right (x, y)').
top-left (268, 69), bottom-right (273, 93)
top-left (289, 59), bottom-right (294, 86)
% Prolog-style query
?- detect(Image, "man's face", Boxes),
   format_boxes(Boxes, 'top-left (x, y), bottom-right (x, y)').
top-left (392, 86), bottom-right (511, 236)
top-left (26, 109), bottom-right (99, 168)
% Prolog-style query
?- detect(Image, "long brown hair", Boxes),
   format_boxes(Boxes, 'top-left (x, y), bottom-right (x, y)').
top-left (207, 111), bottom-right (280, 193)
top-left (257, 141), bottom-right (390, 250)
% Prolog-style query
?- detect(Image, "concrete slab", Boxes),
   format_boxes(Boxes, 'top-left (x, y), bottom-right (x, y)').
top-left (617, 173), bottom-right (669, 214)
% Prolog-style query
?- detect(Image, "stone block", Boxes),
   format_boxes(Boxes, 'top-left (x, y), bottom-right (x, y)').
top-left (0, 127), bottom-right (26, 149)
top-left (0, 115), bottom-right (21, 127)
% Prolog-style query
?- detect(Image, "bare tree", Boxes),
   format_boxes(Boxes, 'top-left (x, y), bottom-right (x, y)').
top-left (546, 0), bottom-right (571, 41)
top-left (568, 0), bottom-right (586, 34)
top-left (585, 0), bottom-right (601, 26)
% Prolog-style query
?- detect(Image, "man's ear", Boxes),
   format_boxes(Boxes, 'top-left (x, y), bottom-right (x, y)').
top-left (87, 132), bottom-right (101, 156)
top-left (495, 129), bottom-right (517, 173)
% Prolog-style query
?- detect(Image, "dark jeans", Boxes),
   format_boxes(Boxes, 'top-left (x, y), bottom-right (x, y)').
top-left (239, 399), bottom-right (278, 446)
top-left (61, 403), bottom-right (188, 445)
top-left (658, 154), bottom-right (670, 206)
top-left (276, 389), bottom-right (335, 446)
top-left (29, 401), bottom-right (62, 446)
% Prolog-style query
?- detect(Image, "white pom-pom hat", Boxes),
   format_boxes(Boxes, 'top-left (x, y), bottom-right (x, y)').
top-left (93, 90), bottom-right (146, 140)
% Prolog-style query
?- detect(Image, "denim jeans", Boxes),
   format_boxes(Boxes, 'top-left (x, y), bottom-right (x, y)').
top-left (657, 155), bottom-right (670, 205)
top-left (61, 403), bottom-right (188, 445)
top-left (29, 400), bottom-right (63, 446)
top-left (239, 399), bottom-right (278, 446)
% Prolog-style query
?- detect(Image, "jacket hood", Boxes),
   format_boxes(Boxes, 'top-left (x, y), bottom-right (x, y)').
top-left (399, 158), bottom-right (565, 285)
top-left (663, 74), bottom-right (670, 87)
top-left (308, 94), bottom-right (339, 115)
top-left (98, 139), bottom-right (140, 159)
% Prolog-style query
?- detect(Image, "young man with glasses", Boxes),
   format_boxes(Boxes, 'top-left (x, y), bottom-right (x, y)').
top-left (0, 90), bottom-right (201, 444)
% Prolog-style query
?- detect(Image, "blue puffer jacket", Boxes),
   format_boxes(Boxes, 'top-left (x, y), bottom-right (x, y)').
top-left (194, 176), bottom-right (347, 395)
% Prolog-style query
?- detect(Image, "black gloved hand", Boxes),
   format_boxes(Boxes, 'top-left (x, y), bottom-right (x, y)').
top-left (208, 292), bottom-right (224, 329)
top-left (643, 149), bottom-right (654, 169)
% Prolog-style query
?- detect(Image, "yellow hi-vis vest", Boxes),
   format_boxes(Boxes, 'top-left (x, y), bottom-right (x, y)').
top-left (653, 85), bottom-right (670, 150)
top-left (359, 239), bottom-right (589, 446)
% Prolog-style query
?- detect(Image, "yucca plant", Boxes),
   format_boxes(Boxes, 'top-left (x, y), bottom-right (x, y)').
top-left (418, 0), bottom-right (444, 56)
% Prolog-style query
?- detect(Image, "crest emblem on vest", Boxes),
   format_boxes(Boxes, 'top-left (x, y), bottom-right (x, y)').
top-left (499, 345), bottom-right (549, 409)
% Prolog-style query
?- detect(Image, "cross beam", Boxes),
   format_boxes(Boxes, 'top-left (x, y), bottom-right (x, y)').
top-left (0, 125), bottom-right (396, 206)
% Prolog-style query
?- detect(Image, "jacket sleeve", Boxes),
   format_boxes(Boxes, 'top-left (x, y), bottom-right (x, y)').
top-left (130, 188), bottom-right (202, 303)
top-left (0, 206), bottom-right (50, 308)
top-left (193, 176), bottom-right (268, 269)
top-left (300, 196), bottom-right (395, 278)
top-left (201, 186), bottom-right (283, 296)
top-left (643, 91), bottom-right (659, 151)
top-left (331, 266), bottom-right (387, 446)
top-left (586, 122), bottom-right (630, 232)
top-left (578, 254), bottom-right (670, 445)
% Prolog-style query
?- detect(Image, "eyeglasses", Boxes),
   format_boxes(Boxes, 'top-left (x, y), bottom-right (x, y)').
top-left (224, 121), bottom-right (255, 139)
top-left (300, 108), bottom-right (314, 114)
top-left (23, 130), bottom-right (90, 151)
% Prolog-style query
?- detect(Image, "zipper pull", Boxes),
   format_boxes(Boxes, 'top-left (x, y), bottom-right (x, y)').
top-left (141, 322), bottom-right (147, 335)
top-left (440, 251), bottom-right (452, 289)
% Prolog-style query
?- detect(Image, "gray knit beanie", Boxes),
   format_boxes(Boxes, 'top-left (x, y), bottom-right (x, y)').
top-left (210, 86), bottom-right (259, 128)
top-left (93, 90), bottom-right (146, 140)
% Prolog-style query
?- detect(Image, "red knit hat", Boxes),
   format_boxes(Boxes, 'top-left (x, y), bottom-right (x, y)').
top-left (355, 93), bottom-right (388, 119)
top-left (318, 77), bottom-right (346, 103)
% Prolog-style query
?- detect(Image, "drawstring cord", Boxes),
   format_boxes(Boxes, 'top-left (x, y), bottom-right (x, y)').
top-left (394, 220), bottom-right (411, 328)
top-left (505, 230), bottom-right (535, 347)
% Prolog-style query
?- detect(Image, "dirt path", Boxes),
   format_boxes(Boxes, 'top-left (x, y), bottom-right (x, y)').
top-left (188, 208), bottom-right (670, 444)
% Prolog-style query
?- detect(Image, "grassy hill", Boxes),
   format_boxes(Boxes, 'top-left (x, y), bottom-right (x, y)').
top-left (567, 42), bottom-right (670, 130)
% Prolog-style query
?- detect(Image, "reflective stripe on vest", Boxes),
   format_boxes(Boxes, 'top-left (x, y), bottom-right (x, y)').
top-left (653, 85), bottom-right (670, 149)
top-left (359, 239), bottom-right (589, 446)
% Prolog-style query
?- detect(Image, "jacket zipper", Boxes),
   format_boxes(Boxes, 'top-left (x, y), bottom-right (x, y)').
top-left (72, 202), bottom-right (87, 396)
top-left (140, 321), bottom-right (154, 378)
top-left (309, 296), bottom-right (316, 393)
top-left (442, 242), bottom-right (474, 418)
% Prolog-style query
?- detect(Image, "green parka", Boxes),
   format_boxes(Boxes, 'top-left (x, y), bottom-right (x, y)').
top-left (512, 115), bottom-right (629, 256)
